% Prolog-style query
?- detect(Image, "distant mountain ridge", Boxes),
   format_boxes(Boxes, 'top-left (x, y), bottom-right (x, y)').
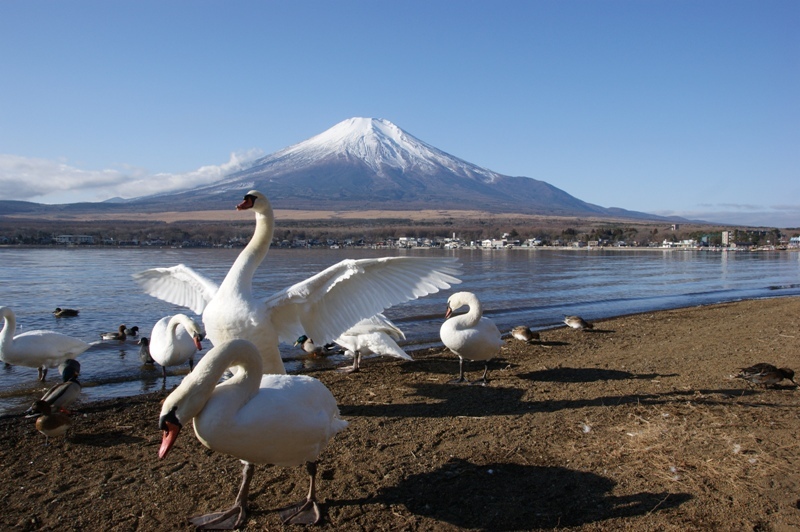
top-left (0, 117), bottom-right (681, 221)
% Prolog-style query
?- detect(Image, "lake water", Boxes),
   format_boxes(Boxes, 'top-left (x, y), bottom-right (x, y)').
top-left (2, 246), bottom-right (799, 414)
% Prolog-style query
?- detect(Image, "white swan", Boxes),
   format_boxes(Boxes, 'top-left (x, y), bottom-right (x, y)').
top-left (158, 338), bottom-right (348, 528)
top-left (148, 314), bottom-right (204, 380)
top-left (0, 306), bottom-right (91, 381)
top-left (133, 190), bottom-right (461, 375)
top-left (334, 313), bottom-right (411, 373)
top-left (439, 292), bottom-right (502, 385)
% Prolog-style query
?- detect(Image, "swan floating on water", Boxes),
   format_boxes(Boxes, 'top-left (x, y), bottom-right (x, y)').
top-left (440, 292), bottom-right (502, 385)
top-left (147, 314), bottom-right (204, 381)
top-left (158, 338), bottom-right (347, 528)
top-left (0, 306), bottom-right (91, 381)
top-left (134, 190), bottom-right (461, 375)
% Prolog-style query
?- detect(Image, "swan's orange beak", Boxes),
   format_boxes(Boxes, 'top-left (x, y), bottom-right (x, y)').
top-left (236, 194), bottom-right (255, 211)
top-left (193, 334), bottom-right (203, 351)
top-left (444, 307), bottom-right (453, 319)
top-left (158, 420), bottom-right (181, 459)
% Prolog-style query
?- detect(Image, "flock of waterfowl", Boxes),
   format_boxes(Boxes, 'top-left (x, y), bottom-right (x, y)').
top-left (1, 189), bottom-right (795, 529)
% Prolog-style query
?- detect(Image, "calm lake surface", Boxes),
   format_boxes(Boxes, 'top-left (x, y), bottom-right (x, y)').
top-left (1, 246), bottom-right (799, 414)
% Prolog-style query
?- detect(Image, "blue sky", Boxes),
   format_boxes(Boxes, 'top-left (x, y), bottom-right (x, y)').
top-left (1, 1), bottom-right (798, 227)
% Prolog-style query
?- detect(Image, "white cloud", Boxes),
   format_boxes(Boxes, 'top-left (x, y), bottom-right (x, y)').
top-left (0, 150), bottom-right (263, 204)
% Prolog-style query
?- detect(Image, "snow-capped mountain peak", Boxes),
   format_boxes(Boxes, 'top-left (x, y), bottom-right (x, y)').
top-left (259, 117), bottom-right (500, 182)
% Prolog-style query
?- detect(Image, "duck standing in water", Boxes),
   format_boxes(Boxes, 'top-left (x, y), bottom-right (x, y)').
top-left (440, 292), bottom-right (502, 385)
top-left (158, 339), bottom-right (348, 528)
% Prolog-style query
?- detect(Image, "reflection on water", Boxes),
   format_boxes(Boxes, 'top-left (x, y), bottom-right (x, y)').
top-left (1, 246), bottom-right (799, 414)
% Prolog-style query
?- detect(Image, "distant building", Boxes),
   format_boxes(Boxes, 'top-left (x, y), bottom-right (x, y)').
top-left (55, 234), bottom-right (94, 245)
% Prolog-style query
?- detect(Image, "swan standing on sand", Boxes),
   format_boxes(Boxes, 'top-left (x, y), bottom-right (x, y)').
top-left (133, 190), bottom-right (461, 375)
top-left (439, 292), bottom-right (502, 385)
top-left (0, 306), bottom-right (91, 381)
top-left (158, 339), bottom-right (347, 528)
top-left (148, 314), bottom-right (204, 381)
top-left (334, 314), bottom-right (411, 373)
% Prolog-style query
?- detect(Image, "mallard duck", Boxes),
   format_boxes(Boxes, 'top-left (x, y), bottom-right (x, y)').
top-left (53, 307), bottom-right (79, 318)
top-left (440, 292), bottom-right (502, 385)
top-left (148, 314), bottom-right (204, 381)
top-left (27, 359), bottom-right (82, 415)
top-left (0, 306), bottom-right (91, 381)
top-left (564, 315), bottom-right (593, 330)
top-left (101, 325), bottom-right (127, 341)
top-left (33, 400), bottom-right (72, 444)
top-left (158, 339), bottom-right (348, 527)
top-left (334, 314), bottom-right (411, 373)
top-left (133, 190), bottom-right (461, 376)
top-left (293, 335), bottom-right (340, 357)
top-left (735, 363), bottom-right (797, 388)
top-left (511, 325), bottom-right (540, 343)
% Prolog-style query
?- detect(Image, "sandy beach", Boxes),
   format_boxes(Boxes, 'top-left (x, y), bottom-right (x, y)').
top-left (2, 296), bottom-right (799, 531)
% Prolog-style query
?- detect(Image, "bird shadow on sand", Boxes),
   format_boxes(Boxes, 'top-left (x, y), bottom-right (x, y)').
top-left (70, 431), bottom-right (146, 447)
top-left (329, 457), bottom-right (691, 530)
top-left (519, 367), bottom-right (678, 383)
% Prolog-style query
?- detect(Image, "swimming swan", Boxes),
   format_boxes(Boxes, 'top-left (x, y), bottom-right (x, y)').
top-left (334, 313), bottom-right (411, 373)
top-left (133, 190), bottom-right (461, 375)
top-left (439, 292), bottom-right (502, 385)
top-left (148, 314), bottom-right (204, 380)
top-left (158, 338), bottom-right (348, 528)
top-left (0, 306), bottom-right (91, 381)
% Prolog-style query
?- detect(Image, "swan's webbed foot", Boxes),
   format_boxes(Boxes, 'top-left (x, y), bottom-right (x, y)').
top-left (278, 498), bottom-right (321, 525)
top-left (469, 377), bottom-right (488, 386)
top-left (338, 364), bottom-right (359, 374)
top-left (448, 376), bottom-right (468, 384)
top-left (188, 504), bottom-right (246, 530)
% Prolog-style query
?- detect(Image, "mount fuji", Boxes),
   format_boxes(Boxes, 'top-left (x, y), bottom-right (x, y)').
top-left (135, 117), bottom-right (659, 219)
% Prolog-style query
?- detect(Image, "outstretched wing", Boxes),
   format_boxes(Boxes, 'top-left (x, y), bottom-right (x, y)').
top-left (132, 264), bottom-right (219, 315)
top-left (267, 256), bottom-right (461, 345)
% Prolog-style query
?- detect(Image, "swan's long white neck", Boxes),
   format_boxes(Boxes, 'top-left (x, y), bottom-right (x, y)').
top-left (455, 297), bottom-right (482, 328)
top-left (168, 314), bottom-right (196, 337)
top-left (162, 339), bottom-right (262, 425)
top-left (220, 203), bottom-right (274, 295)
top-left (0, 306), bottom-right (16, 347)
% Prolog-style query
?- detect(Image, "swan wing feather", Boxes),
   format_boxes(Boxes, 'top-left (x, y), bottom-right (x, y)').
top-left (267, 256), bottom-right (460, 344)
top-left (132, 264), bottom-right (218, 315)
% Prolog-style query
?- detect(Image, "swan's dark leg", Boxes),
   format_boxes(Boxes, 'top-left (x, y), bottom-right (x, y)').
top-left (278, 461), bottom-right (322, 525)
top-left (189, 461), bottom-right (254, 529)
top-left (448, 357), bottom-right (468, 384)
top-left (338, 352), bottom-right (360, 373)
top-left (38, 366), bottom-right (47, 381)
top-left (470, 360), bottom-right (491, 386)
